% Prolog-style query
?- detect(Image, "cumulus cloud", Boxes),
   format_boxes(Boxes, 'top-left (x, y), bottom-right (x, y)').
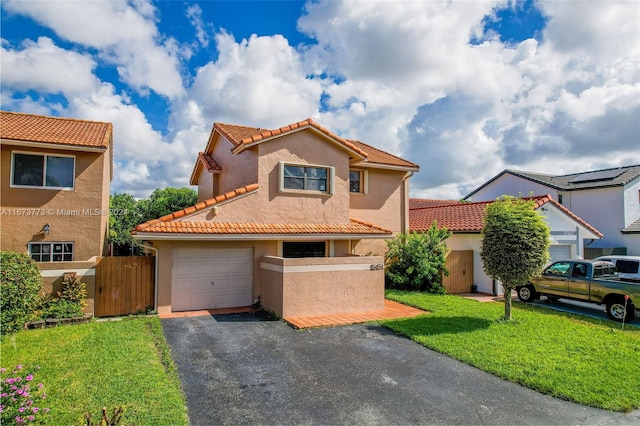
top-left (187, 32), bottom-right (322, 127)
top-left (1, 37), bottom-right (100, 94)
top-left (2, 0), bottom-right (184, 99)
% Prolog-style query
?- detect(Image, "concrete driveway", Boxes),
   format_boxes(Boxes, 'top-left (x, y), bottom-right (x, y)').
top-left (162, 312), bottom-right (638, 425)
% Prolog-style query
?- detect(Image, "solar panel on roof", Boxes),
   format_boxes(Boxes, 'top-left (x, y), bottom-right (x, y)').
top-left (568, 169), bottom-right (624, 184)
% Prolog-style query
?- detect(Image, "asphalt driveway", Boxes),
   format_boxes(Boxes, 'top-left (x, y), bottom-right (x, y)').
top-left (162, 312), bottom-right (639, 425)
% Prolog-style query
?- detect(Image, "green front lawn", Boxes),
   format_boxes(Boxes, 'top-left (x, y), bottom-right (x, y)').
top-left (1, 317), bottom-right (188, 425)
top-left (384, 290), bottom-right (640, 412)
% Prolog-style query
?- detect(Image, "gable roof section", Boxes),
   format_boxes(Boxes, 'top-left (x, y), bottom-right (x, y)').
top-left (201, 118), bottom-right (417, 171)
top-left (0, 110), bottom-right (112, 150)
top-left (466, 165), bottom-right (640, 198)
top-left (189, 152), bottom-right (222, 185)
top-left (348, 139), bottom-right (419, 170)
top-left (410, 195), bottom-right (602, 238)
top-left (133, 183), bottom-right (391, 238)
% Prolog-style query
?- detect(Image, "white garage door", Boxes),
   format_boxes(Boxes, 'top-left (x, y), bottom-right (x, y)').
top-left (172, 247), bottom-right (253, 311)
top-left (549, 245), bottom-right (571, 263)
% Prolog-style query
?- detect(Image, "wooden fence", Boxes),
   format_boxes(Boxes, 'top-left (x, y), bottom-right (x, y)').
top-left (95, 256), bottom-right (155, 317)
top-left (442, 250), bottom-right (474, 294)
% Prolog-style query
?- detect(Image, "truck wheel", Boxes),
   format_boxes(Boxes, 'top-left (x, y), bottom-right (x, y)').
top-left (517, 285), bottom-right (537, 303)
top-left (606, 298), bottom-right (635, 323)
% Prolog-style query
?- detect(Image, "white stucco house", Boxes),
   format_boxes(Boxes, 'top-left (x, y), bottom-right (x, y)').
top-left (464, 165), bottom-right (640, 256)
top-left (410, 195), bottom-right (603, 295)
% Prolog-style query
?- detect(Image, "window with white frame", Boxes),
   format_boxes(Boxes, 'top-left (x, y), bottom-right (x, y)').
top-left (29, 242), bottom-right (74, 262)
top-left (349, 169), bottom-right (368, 193)
top-left (279, 162), bottom-right (334, 193)
top-left (12, 152), bottom-right (75, 189)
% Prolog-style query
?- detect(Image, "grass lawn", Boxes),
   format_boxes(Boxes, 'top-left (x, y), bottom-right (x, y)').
top-left (1, 317), bottom-right (188, 425)
top-left (383, 290), bottom-right (640, 412)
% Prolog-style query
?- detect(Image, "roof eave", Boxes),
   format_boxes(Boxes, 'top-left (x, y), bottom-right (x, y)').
top-left (132, 232), bottom-right (391, 241)
top-left (0, 138), bottom-right (109, 152)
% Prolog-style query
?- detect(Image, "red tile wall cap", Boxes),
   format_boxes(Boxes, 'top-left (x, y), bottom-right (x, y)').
top-left (134, 183), bottom-right (259, 232)
top-left (1, 110), bottom-right (112, 149)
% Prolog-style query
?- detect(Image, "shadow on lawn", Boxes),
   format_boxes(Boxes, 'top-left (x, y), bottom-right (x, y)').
top-left (382, 315), bottom-right (493, 336)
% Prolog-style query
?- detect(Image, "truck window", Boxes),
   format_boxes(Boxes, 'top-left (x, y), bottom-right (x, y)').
top-left (571, 263), bottom-right (588, 278)
top-left (545, 262), bottom-right (570, 276)
top-left (594, 266), bottom-right (603, 277)
top-left (616, 260), bottom-right (639, 274)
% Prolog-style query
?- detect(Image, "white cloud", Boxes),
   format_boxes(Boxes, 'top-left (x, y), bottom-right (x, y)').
top-left (1, 37), bottom-right (100, 94)
top-left (188, 32), bottom-right (322, 127)
top-left (2, 0), bottom-right (184, 99)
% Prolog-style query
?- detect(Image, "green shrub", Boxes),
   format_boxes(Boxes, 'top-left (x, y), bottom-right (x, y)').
top-left (0, 252), bottom-right (43, 334)
top-left (45, 298), bottom-right (83, 319)
top-left (385, 223), bottom-right (452, 293)
top-left (58, 273), bottom-right (87, 307)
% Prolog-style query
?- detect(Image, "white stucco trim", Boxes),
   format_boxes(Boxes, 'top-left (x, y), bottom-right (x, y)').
top-left (260, 262), bottom-right (373, 273)
top-left (40, 268), bottom-right (95, 277)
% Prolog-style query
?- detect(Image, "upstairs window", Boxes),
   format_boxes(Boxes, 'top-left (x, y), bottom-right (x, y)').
top-left (279, 162), bottom-right (334, 194)
top-left (29, 242), bottom-right (73, 262)
top-left (349, 169), bottom-right (368, 193)
top-left (12, 152), bottom-right (75, 189)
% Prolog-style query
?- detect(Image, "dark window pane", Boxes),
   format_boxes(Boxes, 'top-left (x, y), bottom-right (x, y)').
top-left (41, 254), bottom-right (50, 262)
top-left (284, 177), bottom-right (304, 189)
top-left (617, 260), bottom-right (639, 274)
top-left (350, 171), bottom-right (361, 192)
top-left (63, 243), bottom-right (73, 253)
top-left (30, 244), bottom-right (41, 254)
top-left (53, 254), bottom-right (63, 262)
top-left (63, 253), bottom-right (73, 261)
top-left (31, 254), bottom-right (40, 262)
top-left (284, 165), bottom-right (304, 177)
top-left (46, 156), bottom-right (74, 188)
top-left (53, 244), bottom-right (63, 253)
top-left (42, 245), bottom-right (51, 254)
top-left (13, 154), bottom-right (44, 186)
top-left (283, 242), bottom-right (326, 258)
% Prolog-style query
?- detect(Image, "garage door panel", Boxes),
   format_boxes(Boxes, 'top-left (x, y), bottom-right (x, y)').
top-left (172, 247), bottom-right (253, 311)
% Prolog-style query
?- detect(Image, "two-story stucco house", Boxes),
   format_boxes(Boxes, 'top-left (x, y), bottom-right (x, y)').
top-left (132, 118), bottom-right (418, 317)
top-left (464, 165), bottom-right (640, 257)
top-left (0, 111), bottom-right (113, 314)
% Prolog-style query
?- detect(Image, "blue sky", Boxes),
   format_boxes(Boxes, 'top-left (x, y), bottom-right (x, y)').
top-left (1, 0), bottom-right (638, 198)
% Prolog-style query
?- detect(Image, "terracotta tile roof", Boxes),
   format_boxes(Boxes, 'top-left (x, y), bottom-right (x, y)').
top-left (135, 184), bottom-right (260, 232)
top-left (0, 110), bottom-right (112, 149)
top-left (134, 218), bottom-right (392, 236)
top-left (190, 152), bottom-right (222, 184)
top-left (133, 183), bottom-right (391, 236)
top-left (409, 199), bottom-right (461, 209)
top-left (410, 195), bottom-right (603, 238)
top-left (348, 139), bottom-right (419, 169)
top-left (216, 118), bottom-right (369, 159)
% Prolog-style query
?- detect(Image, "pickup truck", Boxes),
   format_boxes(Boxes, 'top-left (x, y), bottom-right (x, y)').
top-left (516, 260), bottom-right (640, 322)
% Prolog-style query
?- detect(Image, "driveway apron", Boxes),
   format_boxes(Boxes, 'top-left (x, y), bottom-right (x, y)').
top-left (162, 312), bottom-right (638, 425)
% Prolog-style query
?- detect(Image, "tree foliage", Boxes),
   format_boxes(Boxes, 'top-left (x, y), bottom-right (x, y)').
top-left (480, 196), bottom-right (550, 320)
top-left (1, 251), bottom-right (43, 333)
top-left (385, 222), bottom-right (452, 293)
top-left (109, 187), bottom-right (197, 255)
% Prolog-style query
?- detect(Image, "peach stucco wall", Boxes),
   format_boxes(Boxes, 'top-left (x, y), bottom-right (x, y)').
top-left (1, 144), bottom-right (110, 261)
top-left (260, 255), bottom-right (385, 317)
top-left (1, 143), bottom-right (110, 315)
top-left (210, 133), bottom-right (259, 195)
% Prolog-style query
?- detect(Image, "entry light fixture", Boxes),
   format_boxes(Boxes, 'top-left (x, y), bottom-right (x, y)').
top-left (43, 224), bottom-right (50, 235)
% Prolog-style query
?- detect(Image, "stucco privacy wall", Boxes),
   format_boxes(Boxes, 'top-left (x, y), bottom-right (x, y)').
top-left (260, 255), bottom-right (385, 317)
top-left (39, 262), bottom-right (96, 314)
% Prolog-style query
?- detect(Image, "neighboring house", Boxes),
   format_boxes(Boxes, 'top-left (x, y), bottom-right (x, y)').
top-left (132, 118), bottom-right (418, 317)
top-left (410, 195), bottom-right (603, 295)
top-left (0, 111), bottom-right (113, 314)
top-left (464, 165), bottom-right (640, 256)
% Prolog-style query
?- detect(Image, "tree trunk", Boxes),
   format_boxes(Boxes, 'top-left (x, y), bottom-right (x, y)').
top-left (503, 285), bottom-right (513, 320)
